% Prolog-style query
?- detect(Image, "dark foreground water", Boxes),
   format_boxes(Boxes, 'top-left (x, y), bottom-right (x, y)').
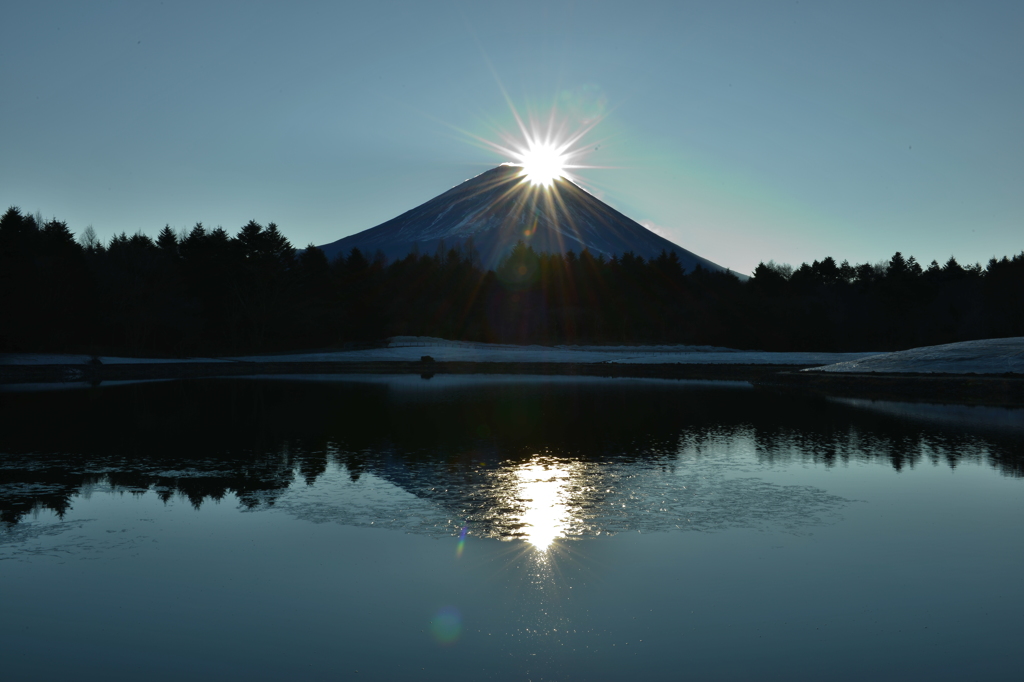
top-left (1, 376), bottom-right (1022, 681)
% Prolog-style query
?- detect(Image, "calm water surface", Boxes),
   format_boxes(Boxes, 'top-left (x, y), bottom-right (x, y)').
top-left (1, 376), bottom-right (1022, 681)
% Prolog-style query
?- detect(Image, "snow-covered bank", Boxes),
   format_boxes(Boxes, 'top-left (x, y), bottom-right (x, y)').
top-left (807, 337), bottom-right (1024, 375)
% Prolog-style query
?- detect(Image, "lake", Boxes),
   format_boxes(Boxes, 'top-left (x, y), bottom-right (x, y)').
top-left (1, 376), bottom-right (1022, 681)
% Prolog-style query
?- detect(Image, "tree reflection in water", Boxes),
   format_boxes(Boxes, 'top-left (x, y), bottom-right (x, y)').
top-left (0, 376), bottom-right (1021, 537)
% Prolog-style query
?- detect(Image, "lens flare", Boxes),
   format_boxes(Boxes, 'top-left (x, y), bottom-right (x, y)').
top-left (455, 524), bottom-right (468, 558)
top-left (430, 607), bottom-right (463, 645)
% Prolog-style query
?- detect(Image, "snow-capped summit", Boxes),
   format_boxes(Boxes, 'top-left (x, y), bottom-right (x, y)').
top-left (318, 164), bottom-right (733, 273)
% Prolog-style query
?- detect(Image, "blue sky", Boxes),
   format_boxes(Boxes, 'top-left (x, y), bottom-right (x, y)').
top-left (2, 0), bottom-right (1021, 275)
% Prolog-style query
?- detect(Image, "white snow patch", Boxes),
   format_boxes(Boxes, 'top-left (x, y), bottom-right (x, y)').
top-left (806, 337), bottom-right (1024, 375)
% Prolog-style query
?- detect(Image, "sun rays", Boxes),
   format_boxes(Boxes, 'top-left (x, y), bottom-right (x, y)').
top-left (424, 93), bottom-right (621, 279)
top-left (457, 93), bottom-right (605, 191)
top-left (452, 100), bottom-right (607, 256)
top-left (499, 106), bottom-right (598, 189)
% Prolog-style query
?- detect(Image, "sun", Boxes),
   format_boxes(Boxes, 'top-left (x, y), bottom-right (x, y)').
top-left (515, 140), bottom-right (570, 187)
top-left (462, 100), bottom-right (605, 191)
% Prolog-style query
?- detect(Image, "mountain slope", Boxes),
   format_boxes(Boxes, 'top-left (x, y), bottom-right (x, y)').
top-left (318, 165), bottom-right (735, 274)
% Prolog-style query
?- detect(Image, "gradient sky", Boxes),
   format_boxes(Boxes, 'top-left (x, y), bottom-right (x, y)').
top-left (3, 0), bottom-right (1022, 275)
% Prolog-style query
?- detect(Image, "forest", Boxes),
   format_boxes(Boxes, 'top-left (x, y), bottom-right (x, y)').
top-left (1, 206), bottom-right (1022, 355)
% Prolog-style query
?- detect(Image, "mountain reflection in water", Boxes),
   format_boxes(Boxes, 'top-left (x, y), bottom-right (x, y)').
top-left (1, 376), bottom-right (1022, 544)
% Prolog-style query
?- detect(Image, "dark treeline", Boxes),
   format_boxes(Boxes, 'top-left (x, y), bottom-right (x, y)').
top-left (1, 206), bottom-right (1022, 354)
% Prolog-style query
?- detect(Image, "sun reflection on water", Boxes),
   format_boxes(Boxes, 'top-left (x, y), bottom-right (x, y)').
top-left (510, 459), bottom-right (578, 552)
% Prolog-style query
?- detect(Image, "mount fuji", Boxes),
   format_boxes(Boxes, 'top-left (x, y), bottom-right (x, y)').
top-left (318, 165), bottom-right (734, 274)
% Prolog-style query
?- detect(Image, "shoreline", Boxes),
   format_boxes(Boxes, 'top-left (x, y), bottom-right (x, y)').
top-left (0, 360), bottom-right (810, 385)
top-left (754, 370), bottom-right (1024, 408)
top-left (1, 360), bottom-right (1022, 407)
